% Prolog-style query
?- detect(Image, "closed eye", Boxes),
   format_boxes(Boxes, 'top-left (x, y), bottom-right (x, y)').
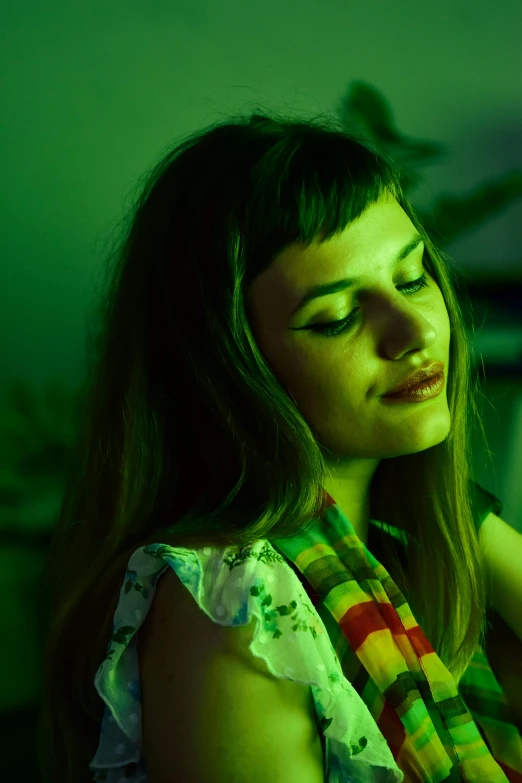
top-left (307, 272), bottom-right (430, 338)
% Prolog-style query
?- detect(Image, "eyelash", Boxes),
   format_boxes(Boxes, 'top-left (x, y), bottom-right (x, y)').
top-left (309, 272), bottom-right (430, 338)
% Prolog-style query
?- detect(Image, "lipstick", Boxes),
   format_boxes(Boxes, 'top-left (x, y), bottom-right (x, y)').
top-left (381, 372), bottom-right (445, 403)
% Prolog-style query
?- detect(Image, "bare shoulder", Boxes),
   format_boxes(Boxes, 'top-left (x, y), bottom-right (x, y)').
top-left (138, 565), bottom-right (325, 782)
top-left (139, 565), bottom-right (259, 664)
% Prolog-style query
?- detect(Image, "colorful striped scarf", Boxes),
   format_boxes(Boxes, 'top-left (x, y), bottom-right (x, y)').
top-left (270, 491), bottom-right (522, 782)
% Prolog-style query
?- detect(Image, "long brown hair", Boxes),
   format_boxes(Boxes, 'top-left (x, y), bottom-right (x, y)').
top-left (36, 109), bottom-right (492, 782)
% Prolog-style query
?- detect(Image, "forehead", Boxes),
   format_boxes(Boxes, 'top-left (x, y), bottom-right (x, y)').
top-left (249, 196), bottom-right (416, 315)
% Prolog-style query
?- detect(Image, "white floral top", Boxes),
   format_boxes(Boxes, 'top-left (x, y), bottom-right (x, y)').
top-left (89, 539), bottom-right (404, 782)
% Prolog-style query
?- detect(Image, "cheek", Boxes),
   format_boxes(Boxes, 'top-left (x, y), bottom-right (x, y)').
top-left (258, 335), bottom-right (320, 401)
top-left (270, 350), bottom-right (315, 399)
top-left (273, 345), bottom-right (348, 418)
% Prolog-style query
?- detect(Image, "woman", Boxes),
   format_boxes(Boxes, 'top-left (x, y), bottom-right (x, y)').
top-left (36, 110), bottom-right (522, 781)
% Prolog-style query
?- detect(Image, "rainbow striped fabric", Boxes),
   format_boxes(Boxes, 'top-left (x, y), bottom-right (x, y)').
top-left (270, 485), bottom-right (522, 782)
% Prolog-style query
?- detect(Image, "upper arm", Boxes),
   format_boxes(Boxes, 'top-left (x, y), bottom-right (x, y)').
top-left (138, 567), bottom-right (325, 783)
top-left (480, 512), bottom-right (522, 643)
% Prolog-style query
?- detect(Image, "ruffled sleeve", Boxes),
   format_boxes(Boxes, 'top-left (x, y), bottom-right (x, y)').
top-left (89, 539), bottom-right (404, 782)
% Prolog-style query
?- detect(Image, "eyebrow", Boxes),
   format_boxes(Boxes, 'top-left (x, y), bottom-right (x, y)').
top-left (291, 233), bottom-right (425, 317)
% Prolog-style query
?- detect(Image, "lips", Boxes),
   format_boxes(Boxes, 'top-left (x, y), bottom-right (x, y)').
top-left (383, 361), bottom-right (445, 396)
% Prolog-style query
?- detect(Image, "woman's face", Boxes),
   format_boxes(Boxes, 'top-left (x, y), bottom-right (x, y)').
top-left (247, 193), bottom-right (451, 531)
